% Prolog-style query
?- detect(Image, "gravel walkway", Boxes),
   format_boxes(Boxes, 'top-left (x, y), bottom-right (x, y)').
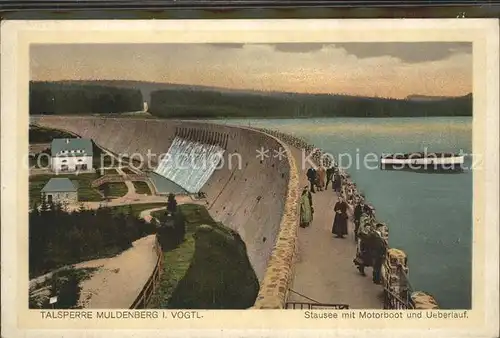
top-left (287, 146), bottom-right (384, 309)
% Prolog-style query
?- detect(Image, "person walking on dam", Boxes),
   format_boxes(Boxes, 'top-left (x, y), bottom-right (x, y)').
top-left (333, 171), bottom-right (342, 196)
top-left (325, 166), bottom-right (335, 190)
top-left (306, 167), bottom-right (317, 193)
top-left (371, 230), bottom-right (387, 285)
top-left (353, 196), bottom-right (366, 242)
top-left (300, 186), bottom-right (314, 228)
top-left (317, 166), bottom-right (326, 191)
top-left (354, 221), bottom-right (387, 284)
top-left (354, 219), bottom-right (374, 277)
top-left (332, 197), bottom-right (348, 238)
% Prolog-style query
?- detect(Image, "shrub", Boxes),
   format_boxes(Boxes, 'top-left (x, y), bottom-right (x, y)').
top-left (46, 268), bottom-right (82, 309)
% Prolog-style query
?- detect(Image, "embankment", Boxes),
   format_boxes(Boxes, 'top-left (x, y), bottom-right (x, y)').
top-left (33, 116), bottom-right (299, 303)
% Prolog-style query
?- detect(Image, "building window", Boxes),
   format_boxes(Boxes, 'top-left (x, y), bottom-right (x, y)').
top-left (78, 159), bottom-right (83, 162)
top-left (62, 159), bottom-right (67, 163)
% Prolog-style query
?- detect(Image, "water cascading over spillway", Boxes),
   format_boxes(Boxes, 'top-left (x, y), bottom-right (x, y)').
top-left (154, 136), bottom-right (225, 193)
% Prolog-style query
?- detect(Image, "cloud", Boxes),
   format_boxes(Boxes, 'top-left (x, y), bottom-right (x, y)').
top-left (206, 42), bottom-right (472, 64)
top-left (333, 42), bottom-right (472, 64)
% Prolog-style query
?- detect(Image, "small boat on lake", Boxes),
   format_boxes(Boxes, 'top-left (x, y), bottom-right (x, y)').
top-left (380, 152), bottom-right (465, 172)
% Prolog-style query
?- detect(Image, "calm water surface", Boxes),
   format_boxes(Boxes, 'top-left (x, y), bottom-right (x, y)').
top-left (214, 117), bottom-right (472, 309)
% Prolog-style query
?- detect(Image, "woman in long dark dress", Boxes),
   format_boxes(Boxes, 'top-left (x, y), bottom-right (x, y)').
top-left (332, 198), bottom-right (348, 238)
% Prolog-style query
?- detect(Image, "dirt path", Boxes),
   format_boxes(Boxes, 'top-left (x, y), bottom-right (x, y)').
top-left (77, 234), bottom-right (157, 309)
top-left (66, 194), bottom-right (201, 212)
top-left (139, 206), bottom-right (167, 223)
top-left (287, 146), bottom-right (383, 309)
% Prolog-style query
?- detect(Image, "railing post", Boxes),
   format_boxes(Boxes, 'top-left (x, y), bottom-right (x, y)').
top-left (129, 236), bottom-right (163, 309)
top-left (383, 248), bottom-right (410, 308)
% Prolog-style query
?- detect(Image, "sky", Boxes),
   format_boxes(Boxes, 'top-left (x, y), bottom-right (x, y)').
top-left (30, 42), bottom-right (472, 99)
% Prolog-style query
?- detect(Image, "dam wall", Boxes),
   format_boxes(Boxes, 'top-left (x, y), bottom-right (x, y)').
top-left (33, 116), bottom-right (300, 301)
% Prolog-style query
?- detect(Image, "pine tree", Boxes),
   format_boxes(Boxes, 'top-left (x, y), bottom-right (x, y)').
top-left (50, 269), bottom-right (82, 309)
top-left (173, 211), bottom-right (186, 244)
top-left (31, 201), bottom-right (40, 217)
top-left (40, 195), bottom-right (49, 212)
top-left (101, 184), bottom-right (110, 201)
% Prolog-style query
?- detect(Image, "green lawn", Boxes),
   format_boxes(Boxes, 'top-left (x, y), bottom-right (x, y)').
top-left (109, 203), bottom-right (168, 218)
top-left (132, 181), bottom-right (151, 195)
top-left (98, 182), bottom-right (128, 198)
top-left (148, 204), bottom-right (259, 309)
top-left (93, 154), bottom-right (115, 169)
top-left (29, 173), bottom-right (103, 205)
top-left (102, 168), bottom-right (118, 176)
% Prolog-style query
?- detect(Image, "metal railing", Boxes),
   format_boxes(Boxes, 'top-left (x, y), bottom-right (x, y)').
top-left (383, 263), bottom-right (415, 309)
top-left (129, 236), bottom-right (163, 309)
top-left (285, 289), bottom-right (350, 310)
top-left (383, 287), bottom-right (414, 309)
top-left (285, 302), bottom-right (349, 309)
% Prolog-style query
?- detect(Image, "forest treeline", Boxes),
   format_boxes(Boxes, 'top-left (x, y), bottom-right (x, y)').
top-left (29, 81), bottom-right (144, 115)
top-left (29, 80), bottom-right (472, 118)
top-left (149, 89), bottom-right (472, 118)
top-left (29, 201), bottom-right (156, 278)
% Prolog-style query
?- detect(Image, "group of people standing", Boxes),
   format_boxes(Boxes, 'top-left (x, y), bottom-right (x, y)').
top-left (305, 165), bottom-right (348, 238)
top-left (333, 194), bottom-right (386, 285)
top-left (304, 164), bottom-right (386, 285)
top-left (258, 128), bottom-right (388, 286)
top-left (352, 198), bottom-right (387, 285)
top-left (306, 166), bottom-right (342, 194)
